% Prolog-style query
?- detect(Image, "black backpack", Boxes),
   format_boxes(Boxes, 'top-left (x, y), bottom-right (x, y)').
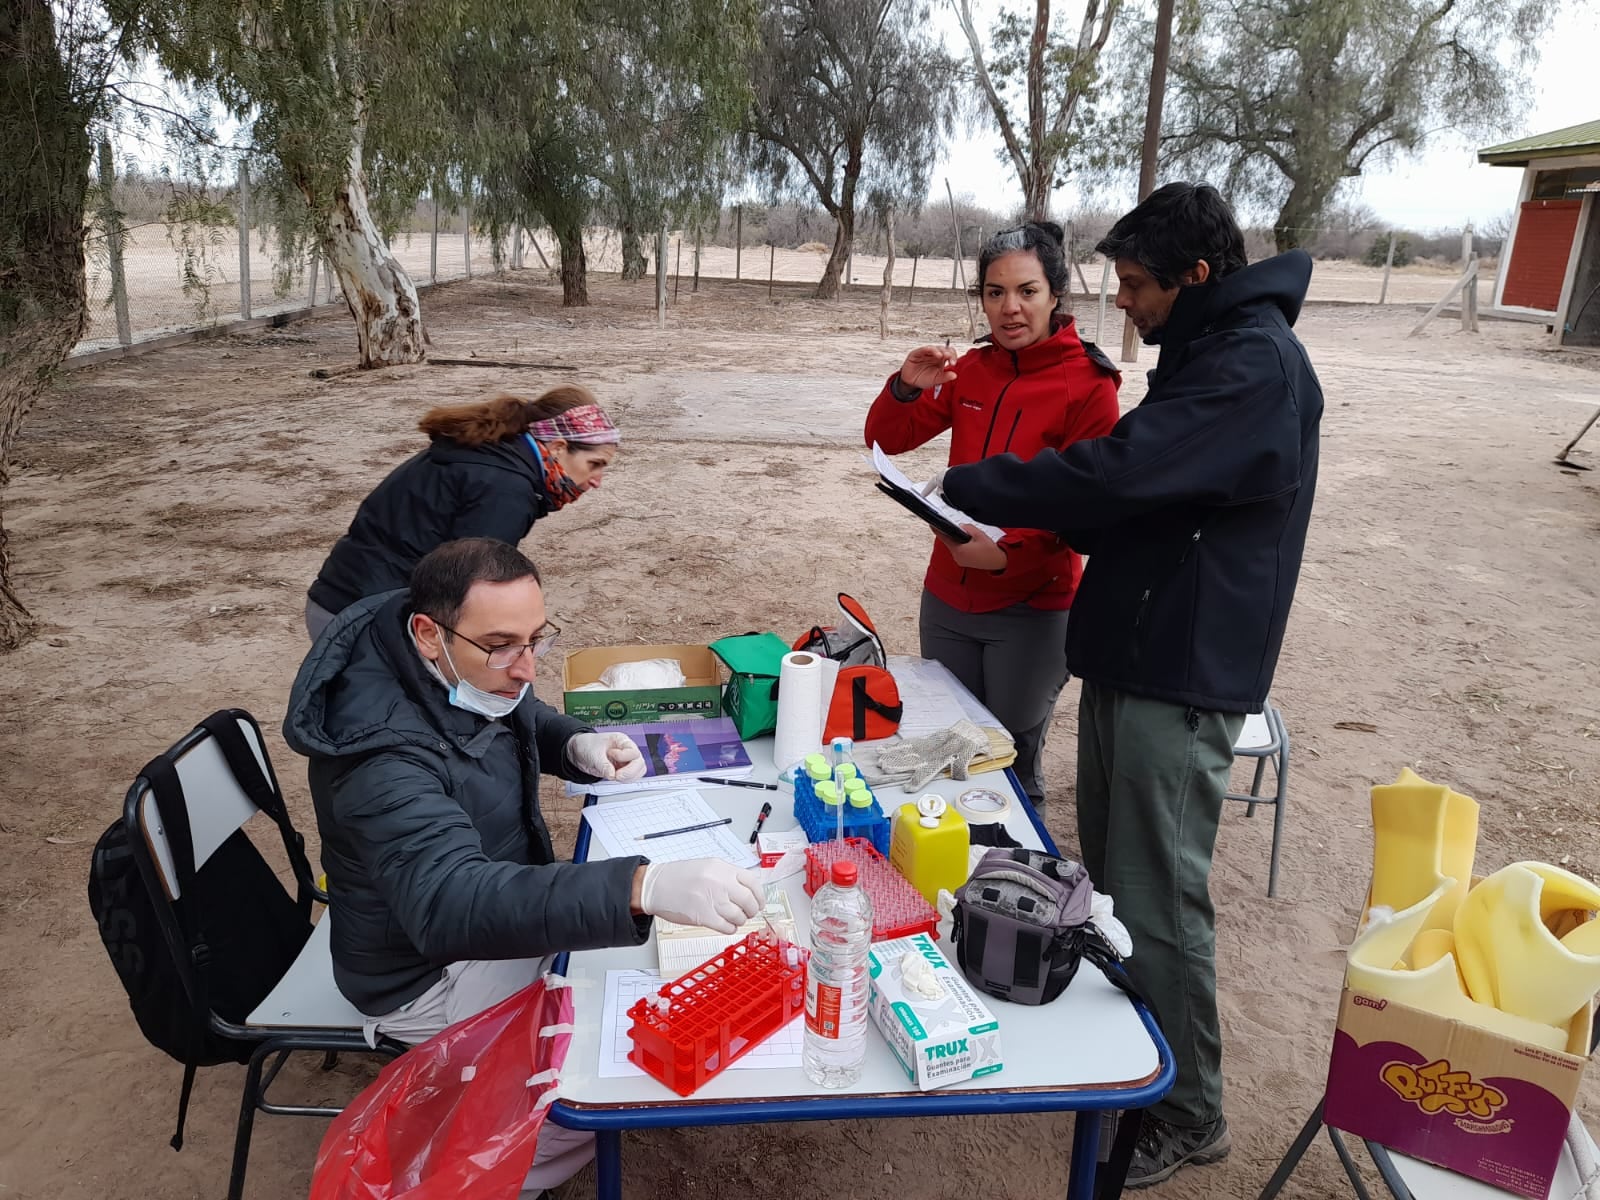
top-left (88, 711), bottom-right (315, 1149)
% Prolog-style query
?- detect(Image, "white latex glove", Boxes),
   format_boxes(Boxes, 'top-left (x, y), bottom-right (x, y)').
top-left (567, 732), bottom-right (647, 782)
top-left (640, 859), bottom-right (764, 934)
top-left (1090, 890), bottom-right (1133, 958)
top-left (918, 467), bottom-right (947, 498)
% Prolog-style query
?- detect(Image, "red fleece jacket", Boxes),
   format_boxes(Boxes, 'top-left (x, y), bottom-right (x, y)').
top-left (865, 317), bottom-right (1121, 613)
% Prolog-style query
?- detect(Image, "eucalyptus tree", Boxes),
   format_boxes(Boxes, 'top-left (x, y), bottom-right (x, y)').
top-left (1147, 0), bottom-right (1552, 251)
top-left (0, 0), bottom-right (142, 648)
top-left (136, 0), bottom-right (469, 365)
top-left (953, 0), bottom-right (1120, 222)
top-left (451, 0), bottom-right (755, 306)
top-left (746, 0), bottom-right (959, 299)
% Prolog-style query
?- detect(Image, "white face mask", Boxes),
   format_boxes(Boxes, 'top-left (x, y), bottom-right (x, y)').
top-left (411, 617), bottom-right (530, 720)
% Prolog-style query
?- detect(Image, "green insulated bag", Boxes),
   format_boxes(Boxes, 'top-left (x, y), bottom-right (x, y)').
top-left (709, 632), bottom-right (790, 739)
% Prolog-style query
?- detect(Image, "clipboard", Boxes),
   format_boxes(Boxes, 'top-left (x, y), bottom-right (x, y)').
top-left (874, 480), bottom-right (973, 543)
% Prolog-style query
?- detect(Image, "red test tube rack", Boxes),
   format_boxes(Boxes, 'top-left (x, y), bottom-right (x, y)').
top-left (803, 837), bottom-right (940, 943)
top-left (626, 931), bottom-right (808, 1097)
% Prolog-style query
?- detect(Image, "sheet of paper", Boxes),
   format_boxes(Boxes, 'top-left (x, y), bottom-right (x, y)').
top-left (599, 968), bottom-right (805, 1079)
top-left (581, 789), bottom-right (759, 868)
top-left (870, 443), bottom-right (1005, 542)
top-left (887, 655), bottom-right (982, 739)
top-left (655, 885), bottom-right (797, 978)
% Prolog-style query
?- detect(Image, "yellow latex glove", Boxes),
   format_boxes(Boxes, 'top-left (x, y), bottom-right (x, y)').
top-left (1348, 877), bottom-right (1570, 1051)
top-left (1454, 863), bottom-right (1600, 1028)
top-left (1368, 768), bottom-right (1478, 932)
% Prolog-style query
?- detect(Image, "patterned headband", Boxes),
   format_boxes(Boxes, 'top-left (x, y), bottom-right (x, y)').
top-left (527, 403), bottom-right (621, 446)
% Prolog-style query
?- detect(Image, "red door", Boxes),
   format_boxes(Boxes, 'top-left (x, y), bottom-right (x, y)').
top-left (1502, 200), bottom-right (1582, 311)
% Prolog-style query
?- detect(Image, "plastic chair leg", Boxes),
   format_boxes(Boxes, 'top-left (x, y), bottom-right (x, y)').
top-left (1258, 1100), bottom-right (1326, 1200)
top-left (1267, 717), bottom-right (1290, 899)
top-left (227, 1042), bottom-right (275, 1200)
top-left (1245, 756), bottom-right (1268, 818)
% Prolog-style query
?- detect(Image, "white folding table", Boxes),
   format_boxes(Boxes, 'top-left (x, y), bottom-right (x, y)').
top-left (547, 738), bottom-right (1173, 1200)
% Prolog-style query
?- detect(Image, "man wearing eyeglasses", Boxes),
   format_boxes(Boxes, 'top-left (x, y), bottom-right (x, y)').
top-left (284, 537), bottom-right (762, 1194)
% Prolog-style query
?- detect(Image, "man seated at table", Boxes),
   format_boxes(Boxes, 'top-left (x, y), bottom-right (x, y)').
top-left (284, 537), bottom-right (763, 1193)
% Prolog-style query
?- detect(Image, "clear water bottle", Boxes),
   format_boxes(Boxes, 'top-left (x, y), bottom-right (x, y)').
top-left (803, 859), bottom-right (874, 1088)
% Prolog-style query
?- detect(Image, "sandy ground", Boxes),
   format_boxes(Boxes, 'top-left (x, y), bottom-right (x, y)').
top-left (80, 222), bottom-right (1499, 352)
top-left (4, 270), bottom-right (1598, 1200)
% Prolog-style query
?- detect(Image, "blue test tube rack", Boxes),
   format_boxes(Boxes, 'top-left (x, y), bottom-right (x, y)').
top-left (793, 765), bottom-right (890, 855)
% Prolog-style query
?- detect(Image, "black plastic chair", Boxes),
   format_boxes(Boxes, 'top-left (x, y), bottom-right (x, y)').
top-left (123, 709), bottom-right (403, 1199)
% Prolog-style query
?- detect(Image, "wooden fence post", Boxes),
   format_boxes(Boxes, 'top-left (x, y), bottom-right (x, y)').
top-left (463, 208), bottom-right (472, 279)
top-left (308, 253), bottom-right (320, 306)
top-left (693, 228), bottom-right (702, 292)
top-left (907, 254), bottom-right (918, 309)
top-left (944, 179), bottom-right (976, 338)
top-left (236, 160), bottom-right (252, 319)
top-left (656, 225), bottom-right (668, 325)
top-left (674, 235), bottom-right (682, 303)
top-left (736, 206), bottom-right (743, 280)
top-left (879, 207), bottom-right (895, 340)
top-left (95, 139), bottom-right (133, 347)
top-left (1379, 231), bottom-right (1396, 303)
top-left (768, 244), bottom-right (775, 300)
top-left (430, 193), bottom-right (439, 283)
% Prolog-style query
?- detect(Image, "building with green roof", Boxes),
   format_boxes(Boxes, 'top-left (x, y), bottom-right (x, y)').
top-left (1479, 120), bottom-right (1600, 347)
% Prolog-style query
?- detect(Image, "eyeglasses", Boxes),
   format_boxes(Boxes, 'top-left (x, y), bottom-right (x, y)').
top-left (437, 621), bottom-right (561, 669)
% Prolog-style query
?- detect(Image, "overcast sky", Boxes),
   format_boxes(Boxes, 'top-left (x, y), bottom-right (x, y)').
top-left (933, 1), bottom-right (1597, 233)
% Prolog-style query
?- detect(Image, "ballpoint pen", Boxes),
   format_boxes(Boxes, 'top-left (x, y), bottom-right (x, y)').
top-left (697, 776), bottom-right (778, 791)
top-left (637, 818), bottom-right (733, 841)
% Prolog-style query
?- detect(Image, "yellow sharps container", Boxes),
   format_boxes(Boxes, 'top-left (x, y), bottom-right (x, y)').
top-left (890, 794), bottom-right (970, 906)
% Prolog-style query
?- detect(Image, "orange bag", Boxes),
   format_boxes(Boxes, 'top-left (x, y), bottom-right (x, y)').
top-left (309, 979), bottom-right (573, 1200)
top-left (824, 666), bottom-right (904, 742)
top-left (794, 594), bottom-right (904, 742)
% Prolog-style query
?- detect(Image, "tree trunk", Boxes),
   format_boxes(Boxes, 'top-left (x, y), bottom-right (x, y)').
top-left (555, 220), bottom-right (590, 307)
top-left (1023, 158), bottom-right (1051, 224)
top-left (816, 208), bottom-right (854, 300)
top-left (620, 223), bottom-right (647, 281)
top-left (1273, 174), bottom-right (1332, 253)
top-left (0, 0), bottom-right (93, 651)
top-left (319, 133), bottom-right (425, 367)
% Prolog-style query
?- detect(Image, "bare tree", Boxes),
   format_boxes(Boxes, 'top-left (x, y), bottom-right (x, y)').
top-left (954, 0), bottom-right (1120, 222)
top-left (746, 0), bottom-right (957, 300)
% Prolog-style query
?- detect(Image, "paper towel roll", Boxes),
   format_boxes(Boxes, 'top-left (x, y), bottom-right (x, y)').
top-left (773, 651), bottom-right (838, 772)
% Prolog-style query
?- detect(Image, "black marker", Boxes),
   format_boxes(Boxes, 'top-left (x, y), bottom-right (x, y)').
top-left (749, 801), bottom-right (774, 845)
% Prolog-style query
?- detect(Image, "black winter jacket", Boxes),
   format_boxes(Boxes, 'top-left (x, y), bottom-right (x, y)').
top-left (282, 590), bottom-right (649, 1015)
top-left (308, 437), bottom-right (551, 616)
top-left (941, 251), bottom-right (1323, 713)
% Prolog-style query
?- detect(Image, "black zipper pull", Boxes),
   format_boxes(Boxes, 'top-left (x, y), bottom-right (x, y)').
top-left (1185, 707), bottom-right (1200, 732)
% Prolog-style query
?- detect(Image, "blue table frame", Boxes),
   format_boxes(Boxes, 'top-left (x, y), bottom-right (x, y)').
top-left (551, 764), bottom-right (1174, 1200)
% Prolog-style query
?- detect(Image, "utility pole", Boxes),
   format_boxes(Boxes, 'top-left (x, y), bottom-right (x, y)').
top-left (1121, 0), bottom-right (1176, 363)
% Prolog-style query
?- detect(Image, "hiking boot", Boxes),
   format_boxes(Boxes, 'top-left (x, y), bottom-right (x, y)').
top-left (1125, 1114), bottom-right (1231, 1189)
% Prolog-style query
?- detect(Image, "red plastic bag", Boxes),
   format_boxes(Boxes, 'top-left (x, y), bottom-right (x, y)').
top-left (310, 978), bottom-right (574, 1200)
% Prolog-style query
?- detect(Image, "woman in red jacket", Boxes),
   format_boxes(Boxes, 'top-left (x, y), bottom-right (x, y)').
top-left (864, 222), bottom-right (1120, 807)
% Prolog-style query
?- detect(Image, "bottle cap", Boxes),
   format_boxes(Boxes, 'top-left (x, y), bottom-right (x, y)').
top-left (830, 860), bottom-right (859, 887)
top-left (848, 788), bottom-right (873, 808)
top-left (830, 737), bottom-right (854, 758)
top-left (817, 781), bottom-right (841, 805)
top-left (804, 752), bottom-right (828, 773)
top-left (915, 793), bottom-right (947, 828)
top-left (835, 763), bottom-right (859, 782)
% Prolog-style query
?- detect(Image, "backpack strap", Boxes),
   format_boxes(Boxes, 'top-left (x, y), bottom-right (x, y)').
top-left (849, 673), bottom-right (904, 741)
top-left (140, 753), bottom-right (209, 1152)
top-left (199, 712), bottom-right (314, 917)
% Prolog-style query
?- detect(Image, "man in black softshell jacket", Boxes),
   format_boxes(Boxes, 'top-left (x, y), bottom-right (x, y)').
top-left (284, 538), bottom-right (762, 1193)
top-left (940, 183), bottom-right (1323, 1188)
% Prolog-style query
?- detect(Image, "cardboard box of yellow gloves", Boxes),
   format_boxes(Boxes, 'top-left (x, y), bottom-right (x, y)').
top-left (1324, 768), bottom-right (1596, 1199)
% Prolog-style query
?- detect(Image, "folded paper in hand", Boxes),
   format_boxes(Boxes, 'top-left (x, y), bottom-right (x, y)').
top-left (870, 444), bottom-right (1004, 542)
